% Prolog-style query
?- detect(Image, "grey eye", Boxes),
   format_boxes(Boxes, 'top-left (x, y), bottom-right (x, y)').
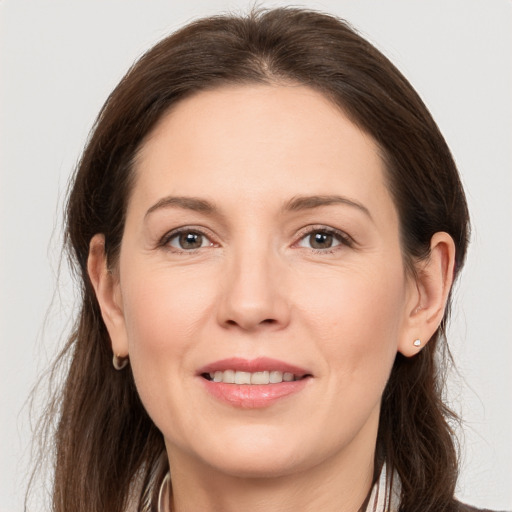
top-left (168, 231), bottom-right (210, 250)
top-left (298, 230), bottom-right (342, 250)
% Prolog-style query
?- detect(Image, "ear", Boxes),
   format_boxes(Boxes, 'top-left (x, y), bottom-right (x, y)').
top-left (87, 234), bottom-right (129, 358)
top-left (398, 232), bottom-right (456, 357)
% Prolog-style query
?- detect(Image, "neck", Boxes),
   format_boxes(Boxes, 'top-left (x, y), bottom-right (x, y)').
top-left (164, 443), bottom-right (376, 512)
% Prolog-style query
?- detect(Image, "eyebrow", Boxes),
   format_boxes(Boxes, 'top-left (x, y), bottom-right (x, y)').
top-left (145, 196), bottom-right (218, 218)
top-left (283, 195), bottom-right (372, 219)
top-left (145, 194), bottom-right (372, 220)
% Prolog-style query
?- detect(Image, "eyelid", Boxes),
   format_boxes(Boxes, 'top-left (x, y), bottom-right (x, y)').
top-left (158, 225), bottom-right (219, 252)
top-left (293, 225), bottom-right (354, 250)
top-left (157, 224), bottom-right (354, 253)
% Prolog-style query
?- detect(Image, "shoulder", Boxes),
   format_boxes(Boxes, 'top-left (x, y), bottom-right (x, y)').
top-left (456, 501), bottom-right (509, 512)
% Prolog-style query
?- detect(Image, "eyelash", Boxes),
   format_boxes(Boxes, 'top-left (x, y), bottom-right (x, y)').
top-left (158, 226), bottom-right (353, 254)
top-left (159, 227), bottom-right (217, 254)
top-left (294, 225), bottom-right (354, 254)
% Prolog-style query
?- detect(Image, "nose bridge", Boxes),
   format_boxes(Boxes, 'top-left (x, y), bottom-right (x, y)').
top-left (217, 234), bottom-right (289, 331)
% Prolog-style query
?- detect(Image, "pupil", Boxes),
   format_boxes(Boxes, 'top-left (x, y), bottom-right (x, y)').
top-left (180, 232), bottom-right (202, 249)
top-left (311, 232), bottom-right (332, 249)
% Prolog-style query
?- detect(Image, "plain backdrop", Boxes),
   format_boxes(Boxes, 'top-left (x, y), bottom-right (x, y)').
top-left (1, 1), bottom-right (511, 510)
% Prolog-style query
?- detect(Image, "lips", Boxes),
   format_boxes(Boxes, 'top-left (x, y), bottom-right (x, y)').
top-left (205, 369), bottom-right (300, 384)
top-left (198, 357), bottom-right (310, 376)
top-left (197, 357), bottom-right (312, 408)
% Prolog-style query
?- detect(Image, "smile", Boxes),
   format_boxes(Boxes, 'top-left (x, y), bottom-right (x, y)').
top-left (197, 357), bottom-right (312, 408)
top-left (203, 370), bottom-right (305, 384)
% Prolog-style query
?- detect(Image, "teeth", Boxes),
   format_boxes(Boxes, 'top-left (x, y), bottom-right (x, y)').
top-left (223, 369), bottom-right (235, 383)
top-left (251, 371), bottom-right (269, 384)
top-left (207, 370), bottom-right (302, 384)
top-left (269, 371), bottom-right (283, 383)
top-left (235, 371), bottom-right (251, 384)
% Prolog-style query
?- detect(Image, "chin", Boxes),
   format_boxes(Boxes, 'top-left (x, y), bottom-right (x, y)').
top-left (207, 452), bottom-right (309, 480)
top-left (193, 427), bottom-right (324, 479)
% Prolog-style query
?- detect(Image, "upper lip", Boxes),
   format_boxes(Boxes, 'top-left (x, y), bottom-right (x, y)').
top-left (197, 357), bottom-right (312, 377)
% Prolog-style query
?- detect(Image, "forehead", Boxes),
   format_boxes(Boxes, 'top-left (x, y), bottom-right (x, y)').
top-left (131, 84), bottom-right (394, 220)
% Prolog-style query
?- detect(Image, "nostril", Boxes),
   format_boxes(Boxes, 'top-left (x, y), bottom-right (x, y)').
top-left (224, 318), bottom-right (276, 327)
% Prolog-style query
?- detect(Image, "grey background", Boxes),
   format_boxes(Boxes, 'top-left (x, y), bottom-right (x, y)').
top-left (1, 1), bottom-right (511, 510)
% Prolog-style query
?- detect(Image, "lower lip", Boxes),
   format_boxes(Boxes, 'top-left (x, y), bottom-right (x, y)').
top-left (200, 378), bottom-right (310, 409)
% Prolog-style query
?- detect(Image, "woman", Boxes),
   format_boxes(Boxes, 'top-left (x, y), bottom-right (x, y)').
top-left (40, 6), bottom-right (492, 512)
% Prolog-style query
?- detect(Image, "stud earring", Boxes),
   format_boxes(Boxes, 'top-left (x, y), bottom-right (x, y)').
top-left (413, 339), bottom-right (421, 347)
top-left (113, 353), bottom-right (129, 370)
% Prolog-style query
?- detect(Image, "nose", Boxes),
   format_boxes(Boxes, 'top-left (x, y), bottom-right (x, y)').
top-left (216, 245), bottom-right (291, 332)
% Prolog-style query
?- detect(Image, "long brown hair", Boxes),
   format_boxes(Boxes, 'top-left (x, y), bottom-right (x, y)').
top-left (38, 7), bottom-right (470, 512)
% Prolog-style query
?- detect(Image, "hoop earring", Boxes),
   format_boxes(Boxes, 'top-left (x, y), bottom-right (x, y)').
top-left (158, 472), bottom-right (171, 512)
top-left (113, 353), bottom-right (129, 370)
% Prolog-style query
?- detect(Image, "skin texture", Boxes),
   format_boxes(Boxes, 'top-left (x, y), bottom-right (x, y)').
top-left (88, 84), bottom-right (455, 512)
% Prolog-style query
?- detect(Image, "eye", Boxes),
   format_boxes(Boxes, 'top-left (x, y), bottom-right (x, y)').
top-left (165, 230), bottom-right (213, 251)
top-left (296, 228), bottom-right (351, 251)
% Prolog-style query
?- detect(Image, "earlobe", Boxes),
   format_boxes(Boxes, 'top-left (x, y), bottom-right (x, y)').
top-left (398, 232), bottom-right (456, 357)
top-left (87, 234), bottom-right (129, 358)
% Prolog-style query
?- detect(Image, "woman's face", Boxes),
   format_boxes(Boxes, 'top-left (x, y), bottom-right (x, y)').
top-left (111, 85), bottom-right (419, 478)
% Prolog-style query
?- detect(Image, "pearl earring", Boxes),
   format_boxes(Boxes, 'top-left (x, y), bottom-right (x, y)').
top-left (413, 339), bottom-right (421, 347)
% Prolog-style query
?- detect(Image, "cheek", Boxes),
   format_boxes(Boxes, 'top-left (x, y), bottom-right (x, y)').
top-left (118, 267), bottom-right (219, 438)
top-left (120, 268), bottom-right (214, 380)
top-left (296, 264), bottom-right (406, 375)
top-left (123, 264), bottom-right (210, 333)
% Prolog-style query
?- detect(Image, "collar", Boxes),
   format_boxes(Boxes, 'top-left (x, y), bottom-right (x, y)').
top-left (157, 463), bottom-right (401, 512)
top-left (365, 463), bottom-right (401, 512)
